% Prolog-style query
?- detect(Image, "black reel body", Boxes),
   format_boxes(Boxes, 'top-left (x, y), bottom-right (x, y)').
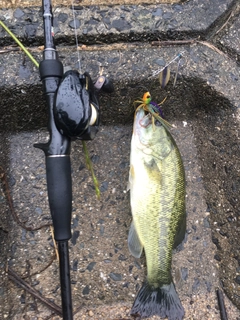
top-left (54, 70), bottom-right (100, 140)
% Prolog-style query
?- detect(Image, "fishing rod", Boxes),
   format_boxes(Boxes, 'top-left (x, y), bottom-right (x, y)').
top-left (35, 1), bottom-right (113, 319)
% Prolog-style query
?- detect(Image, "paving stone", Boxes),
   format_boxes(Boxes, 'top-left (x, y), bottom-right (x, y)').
top-left (0, 0), bottom-right (234, 46)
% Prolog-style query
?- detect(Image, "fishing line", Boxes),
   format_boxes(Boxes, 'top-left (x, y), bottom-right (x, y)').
top-left (151, 51), bottom-right (184, 78)
top-left (71, 0), bottom-right (82, 73)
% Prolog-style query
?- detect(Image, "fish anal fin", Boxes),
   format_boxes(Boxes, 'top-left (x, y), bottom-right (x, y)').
top-left (128, 221), bottom-right (143, 258)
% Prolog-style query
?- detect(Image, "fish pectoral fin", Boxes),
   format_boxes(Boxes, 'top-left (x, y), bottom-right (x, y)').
top-left (127, 165), bottom-right (134, 191)
top-left (128, 221), bottom-right (143, 258)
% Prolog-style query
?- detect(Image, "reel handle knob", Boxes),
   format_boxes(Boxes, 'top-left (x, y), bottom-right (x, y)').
top-left (94, 76), bottom-right (114, 93)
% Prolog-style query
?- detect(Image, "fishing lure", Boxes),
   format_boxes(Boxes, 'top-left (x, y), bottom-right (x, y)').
top-left (152, 52), bottom-right (184, 88)
top-left (134, 92), bottom-right (172, 130)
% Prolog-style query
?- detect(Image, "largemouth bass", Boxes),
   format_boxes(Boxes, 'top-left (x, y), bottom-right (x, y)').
top-left (128, 106), bottom-right (186, 320)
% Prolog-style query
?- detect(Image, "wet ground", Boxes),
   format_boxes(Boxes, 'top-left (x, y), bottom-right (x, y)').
top-left (1, 122), bottom-right (239, 320)
top-left (1, 0), bottom-right (240, 319)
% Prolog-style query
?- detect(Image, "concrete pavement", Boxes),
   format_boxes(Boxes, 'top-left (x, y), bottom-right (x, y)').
top-left (0, 0), bottom-right (240, 319)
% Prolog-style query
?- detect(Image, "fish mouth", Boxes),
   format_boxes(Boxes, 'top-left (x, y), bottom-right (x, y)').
top-left (137, 109), bottom-right (161, 128)
top-left (139, 113), bottom-right (152, 128)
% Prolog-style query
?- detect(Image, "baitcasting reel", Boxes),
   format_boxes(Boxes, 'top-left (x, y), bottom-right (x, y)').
top-left (54, 70), bottom-right (113, 141)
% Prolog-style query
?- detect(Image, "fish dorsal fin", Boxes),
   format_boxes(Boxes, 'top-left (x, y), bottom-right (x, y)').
top-left (128, 221), bottom-right (143, 258)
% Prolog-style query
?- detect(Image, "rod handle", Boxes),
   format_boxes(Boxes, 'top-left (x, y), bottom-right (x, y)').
top-left (46, 156), bottom-right (72, 241)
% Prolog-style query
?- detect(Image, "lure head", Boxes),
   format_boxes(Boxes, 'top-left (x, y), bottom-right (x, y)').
top-left (142, 92), bottom-right (151, 105)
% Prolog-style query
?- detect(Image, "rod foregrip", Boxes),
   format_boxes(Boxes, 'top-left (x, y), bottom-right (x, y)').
top-left (46, 156), bottom-right (72, 241)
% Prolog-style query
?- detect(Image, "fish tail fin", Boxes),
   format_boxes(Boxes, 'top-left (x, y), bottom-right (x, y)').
top-left (131, 281), bottom-right (184, 320)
